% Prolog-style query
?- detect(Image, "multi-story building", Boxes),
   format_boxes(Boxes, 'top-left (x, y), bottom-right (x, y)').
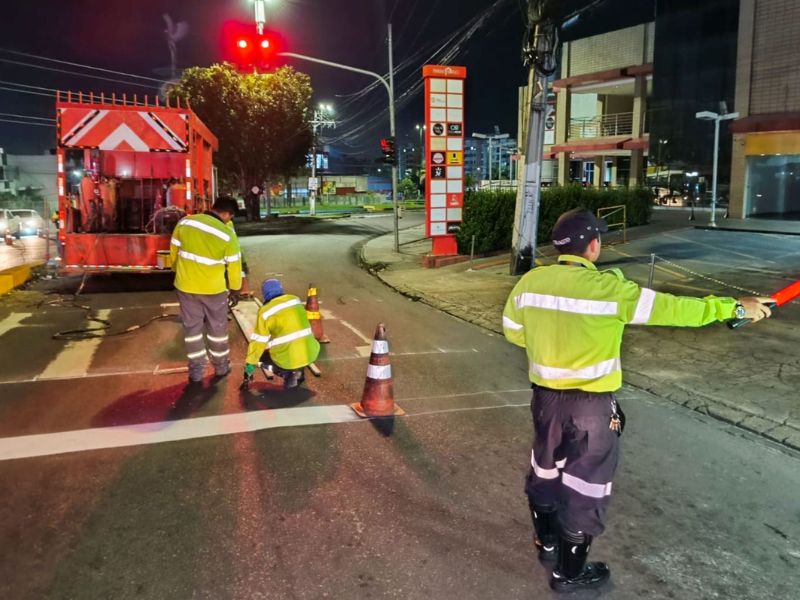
top-left (0, 148), bottom-right (11, 193)
top-left (729, 0), bottom-right (800, 220)
top-left (547, 22), bottom-right (654, 188)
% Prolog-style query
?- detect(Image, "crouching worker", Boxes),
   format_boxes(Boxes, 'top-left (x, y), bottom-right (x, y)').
top-left (241, 279), bottom-right (321, 391)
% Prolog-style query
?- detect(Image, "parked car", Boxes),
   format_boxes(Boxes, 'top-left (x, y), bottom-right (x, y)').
top-left (10, 209), bottom-right (44, 237)
top-left (0, 208), bottom-right (22, 238)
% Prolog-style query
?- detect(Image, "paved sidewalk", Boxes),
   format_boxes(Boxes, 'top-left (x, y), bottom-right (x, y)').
top-left (361, 211), bottom-right (800, 450)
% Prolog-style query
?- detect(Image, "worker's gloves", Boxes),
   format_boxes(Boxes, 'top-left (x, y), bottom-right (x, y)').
top-left (240, 363), bottom-right (257, 391)
top-left (228, 289), bottom-right (241, 309)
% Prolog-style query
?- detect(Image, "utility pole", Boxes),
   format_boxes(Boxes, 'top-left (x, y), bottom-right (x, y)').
top-left (696, 109), bottom-right (738, 227)
top-left (279, 23), bottom-right (400, 251)
top-left (512, 0), bottom-right (607, 274)
top-left (309, 104), bottom-right (336, 216)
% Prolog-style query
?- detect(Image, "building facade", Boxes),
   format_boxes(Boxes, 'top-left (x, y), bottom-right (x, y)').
top-left (729, 0), bottom-right (800, 219)
top-left (546, 23), bottom-right (654, 188)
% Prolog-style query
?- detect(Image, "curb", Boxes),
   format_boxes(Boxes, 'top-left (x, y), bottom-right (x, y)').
top-left (0, 262), bottom-right (42, 296)
top-left (359, 232), bottom-right (800, 453)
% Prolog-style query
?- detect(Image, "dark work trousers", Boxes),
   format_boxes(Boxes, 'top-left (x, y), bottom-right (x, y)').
top-left (176, 290), bottom-right (230, 381)
top-left (525, 385), bottom-right (620, 537)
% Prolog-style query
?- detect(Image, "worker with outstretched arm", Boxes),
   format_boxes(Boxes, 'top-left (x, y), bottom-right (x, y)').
top-left (170, 196), bottom-right (242, 385)
top-left (502, 208), bottom-right (773, 594)
top-left (241, 279), bottom-right (320, 391)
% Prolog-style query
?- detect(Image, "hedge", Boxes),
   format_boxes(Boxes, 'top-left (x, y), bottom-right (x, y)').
top-left (456, 185), bottom-right (653, 254)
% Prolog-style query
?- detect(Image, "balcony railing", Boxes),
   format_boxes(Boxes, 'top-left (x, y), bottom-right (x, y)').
top-left (569, 112), bottom-right (634, 139)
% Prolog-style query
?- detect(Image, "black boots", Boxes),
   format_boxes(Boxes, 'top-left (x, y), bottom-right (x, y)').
top-left (550, 531), bottom-right (611, 593)
top-left (528, 501), bottom-right (559, 562)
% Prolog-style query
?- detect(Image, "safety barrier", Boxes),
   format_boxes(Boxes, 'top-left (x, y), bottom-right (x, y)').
top-left (597, 205), bottom-right (627, 244)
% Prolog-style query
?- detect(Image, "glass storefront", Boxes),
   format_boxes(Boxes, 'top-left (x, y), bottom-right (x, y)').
top-left (745, 155), bottom-right (800, 220)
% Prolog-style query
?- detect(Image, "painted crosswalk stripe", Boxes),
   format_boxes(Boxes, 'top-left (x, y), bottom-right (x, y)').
top-left (37, 309), bottom-right (111, 380)
top-left (0, 312), bottom-right (33, 337)
top-left (0, 404), bottom-right (363, 461)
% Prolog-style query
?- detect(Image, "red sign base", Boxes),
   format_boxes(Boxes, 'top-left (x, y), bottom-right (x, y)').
top-left (431, 235), bottom-right (458, 256)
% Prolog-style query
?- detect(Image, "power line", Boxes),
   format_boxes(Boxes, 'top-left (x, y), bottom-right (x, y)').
top-left (0, 79), bottom-right (60, 94)
top-left (0, 48), bottom-right (165, 83)
top-left (0, 58), bottom-right (160, 90)
top-left (0, 112), bottom-right (54, 122)
top-left (0, 85), bottom-right (55, 98)
top-left (0, 117), bottom-right (54, 127)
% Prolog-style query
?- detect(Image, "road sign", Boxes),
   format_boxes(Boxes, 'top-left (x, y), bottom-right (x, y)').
top-left (447, 151), bottom-right (463, 165)
top-left (447, 123), bottom-right (462, 136)
top-left (431, 152), bottom-right (445, 165)
top-left (308, 177), bottom-right (319, 191)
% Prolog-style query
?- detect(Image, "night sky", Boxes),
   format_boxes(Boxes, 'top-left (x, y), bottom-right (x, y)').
top-left (0, 0), bottom-right (532, 158)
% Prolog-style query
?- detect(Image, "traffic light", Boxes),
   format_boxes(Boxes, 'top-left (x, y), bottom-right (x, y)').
top-left (222, 22), bottom-right (282, 71)
top-left (380, 137), bottom-right (396, 166)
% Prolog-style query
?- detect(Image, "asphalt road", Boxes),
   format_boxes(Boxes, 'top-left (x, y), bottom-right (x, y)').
top-left (0, 213), bottom-right (798, 600)
top-left (0, 230), bottom-right (56, 271)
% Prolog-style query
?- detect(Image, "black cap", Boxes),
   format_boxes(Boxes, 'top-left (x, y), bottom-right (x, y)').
top-left (551, 208), bottom-right (608, 253)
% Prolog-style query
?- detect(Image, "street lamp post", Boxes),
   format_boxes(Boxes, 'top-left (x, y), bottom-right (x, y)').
top-left (472, 132), bottom-right (509, 190)
top-left (279, 23), bottom-right (400, 251)
top-left (695, 110), bottom-right (739, 227)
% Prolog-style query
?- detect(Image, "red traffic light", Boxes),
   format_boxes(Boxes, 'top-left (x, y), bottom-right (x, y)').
top-left (222, 21), bottom-right (284, 70)
top-left (237, 38), bottom-right (249, 49)
top-left (260, 39), bottom-right (270, 50)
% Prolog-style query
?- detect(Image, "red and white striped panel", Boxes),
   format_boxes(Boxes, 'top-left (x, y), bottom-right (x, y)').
top-left (58, 108), bottom-right (188, 152)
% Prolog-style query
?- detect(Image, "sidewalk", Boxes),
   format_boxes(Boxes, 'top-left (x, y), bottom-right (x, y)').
top-left (361, 211), bottom-right (800, 450)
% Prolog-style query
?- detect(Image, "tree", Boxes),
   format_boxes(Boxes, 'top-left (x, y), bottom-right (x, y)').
top-left (169, 63), bottom-right (313, 220)
top-left (398, 177), bottom-right (418, 200)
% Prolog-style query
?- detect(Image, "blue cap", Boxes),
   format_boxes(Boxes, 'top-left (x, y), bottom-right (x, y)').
top-left (261, 279), bottom-right (284, 302)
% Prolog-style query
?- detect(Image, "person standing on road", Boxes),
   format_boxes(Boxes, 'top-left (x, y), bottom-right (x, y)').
top-left (502, 208), bottom-right (773, 594)
top-left (241, 279), bottom-right (320, 391)
top-left (170, 197), bottom-right (243, 384)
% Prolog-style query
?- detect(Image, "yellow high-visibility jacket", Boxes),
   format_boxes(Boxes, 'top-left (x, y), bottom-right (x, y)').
top-left (246, 294), bottom-right (321, 370)
top-left (170, 213), bottom-right (242, 295)
top-left (502, 254), bottom-right (737, 392)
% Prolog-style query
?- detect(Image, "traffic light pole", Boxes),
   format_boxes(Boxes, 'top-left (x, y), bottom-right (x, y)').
top-left (280, 24), bottom-right (400, 251)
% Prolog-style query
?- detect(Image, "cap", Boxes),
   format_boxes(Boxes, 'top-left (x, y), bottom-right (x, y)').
top-left (551, 208), bottom-right (608, 253)
top-left (261, 278), bottom-right (284, 302)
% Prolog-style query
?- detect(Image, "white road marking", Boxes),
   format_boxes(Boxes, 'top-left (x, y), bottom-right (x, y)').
top-left (0, 404), bottom-right (363, 462)
top-left (356, 345), bottom-right (372, 357)
top-left (337, 318), bottom-right (373, 344)
top-left (37, 309), bottom-right (111, 380)
top-left (0, 365), bottom-right (188, 385)
top-left (663, 233), bottom-right (779, 264)
top-left (0, 312), bottom-right (32, 337)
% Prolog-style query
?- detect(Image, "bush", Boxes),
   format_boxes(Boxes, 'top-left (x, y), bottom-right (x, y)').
top-left (455, 185), bottom-right (653, 255)
top-left (456, 190), bottom-right (516, 254)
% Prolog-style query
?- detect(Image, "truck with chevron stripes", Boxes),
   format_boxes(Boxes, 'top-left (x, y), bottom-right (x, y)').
top-left (55, 90), bottom-right (218, 273)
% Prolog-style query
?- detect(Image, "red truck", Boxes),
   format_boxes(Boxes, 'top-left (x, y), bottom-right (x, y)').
top-left (56, 90), bottom-right (218, 272)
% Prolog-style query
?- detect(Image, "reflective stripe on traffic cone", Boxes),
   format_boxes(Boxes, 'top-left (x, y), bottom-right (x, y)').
top-left (305, 283), bottom-right (330, 343)
top-left (351, 323), bottom-right (404, 417)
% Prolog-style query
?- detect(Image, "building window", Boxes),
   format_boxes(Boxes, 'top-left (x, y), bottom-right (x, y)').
top-left (745, 155), bottom-right (800, 220)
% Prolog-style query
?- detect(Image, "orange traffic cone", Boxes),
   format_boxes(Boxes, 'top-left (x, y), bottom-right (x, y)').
top-left (240, 271), bottom-right (253, 299)
top-left (351, 323), bottom-right (404, 417)
top-left (4, 232), bottom-right (13, 246)
top-left (305, 283), bottom-right (330, 343)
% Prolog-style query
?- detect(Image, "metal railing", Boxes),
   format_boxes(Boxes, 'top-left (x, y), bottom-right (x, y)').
top-left (569, 112), bottom-right (634, 139)
top-left (597, 204), bottom-right (627, 244)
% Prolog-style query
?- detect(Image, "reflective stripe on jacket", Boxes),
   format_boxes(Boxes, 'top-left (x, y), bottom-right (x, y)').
top-left (170, 213), bottom-right (242, 295)
top-left (246, 294), bottom-right (321, 370)
top-left (502, 254), bottom-right (737, 392)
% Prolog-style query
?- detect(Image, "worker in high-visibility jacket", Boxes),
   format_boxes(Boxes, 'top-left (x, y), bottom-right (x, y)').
top-left (503, 208), bottom-right (773, 594)
top-left (241, 279), bottom-right (320, 390)
top-left (170, 197), bottom-right (242, 384)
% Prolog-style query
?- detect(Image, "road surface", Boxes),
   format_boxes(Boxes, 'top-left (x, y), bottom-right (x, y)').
top-left (0, 213), bottom-right (798, 599)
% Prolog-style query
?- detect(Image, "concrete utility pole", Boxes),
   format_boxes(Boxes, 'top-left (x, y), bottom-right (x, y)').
top-left (512, 0), bottom-right (607, 274)
top-left (279, 23), bottom-right (400, 251)
top-left (309, 104), bottom-right (336, 216)
top-left (696, 109), bottom-right (738, 227)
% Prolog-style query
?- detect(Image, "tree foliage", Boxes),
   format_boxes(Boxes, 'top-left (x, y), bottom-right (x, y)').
top-left (169, 63), bottom-right (313, 213)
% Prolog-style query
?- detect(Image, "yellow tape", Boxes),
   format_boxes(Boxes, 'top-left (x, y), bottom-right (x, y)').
top-left (306, 311), bottom-right (321, 320)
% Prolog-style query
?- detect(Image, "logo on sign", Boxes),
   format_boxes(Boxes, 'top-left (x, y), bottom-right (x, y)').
top-left (447, 223), bottom-right (461, 234)
top-left (431, 152), bottom-right (445, 165)
top-left (432, 123), bottom-right (445, 136)
top-left (447, 151), bottom-right (463, 165)
top-left (447, 123), bottom-right (462, 136)
top-left (448, 194), bottom-right (462, 207)
top-left (431, 166), bottom-right (446, 179)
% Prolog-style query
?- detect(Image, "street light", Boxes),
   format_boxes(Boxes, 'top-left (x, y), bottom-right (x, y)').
top-left (472, 132), bottom-right (509, 189)
top-left (695, 109), bottom-right (739, 227)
